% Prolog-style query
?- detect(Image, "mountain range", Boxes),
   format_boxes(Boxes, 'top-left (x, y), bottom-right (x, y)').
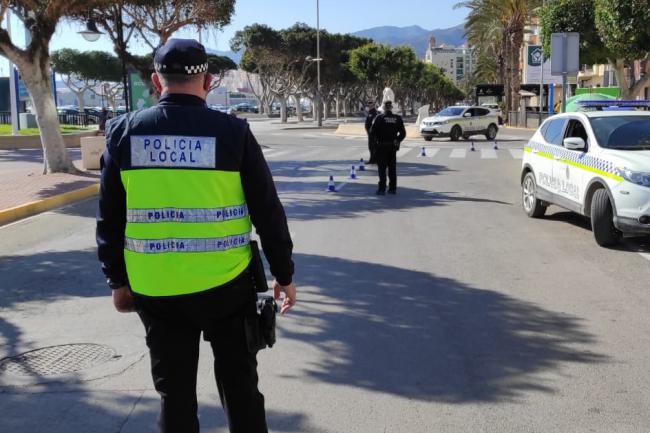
top-left (352, 24), bottom-right (467, 58)
top-left (210, 23), bottom-right (467, 65)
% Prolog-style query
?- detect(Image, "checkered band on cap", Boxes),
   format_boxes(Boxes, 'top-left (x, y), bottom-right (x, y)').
top-left (184, 63), bottom-right (209, 75)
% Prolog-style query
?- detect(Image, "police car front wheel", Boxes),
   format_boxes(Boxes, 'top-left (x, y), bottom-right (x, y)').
top-left (590, 188), bottom-right (622, 247)
top-left (522, 172), bottom-right (547, 218)
top-left (450, 126), bottom-right (462, 141)
top-left (486, 124), bottom-right (498, 140)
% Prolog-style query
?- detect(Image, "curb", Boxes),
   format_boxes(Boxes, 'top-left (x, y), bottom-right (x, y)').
top-left (0, 183), bottom-right (99, 227)
top-left (503, 125), bottom-right (536, 132)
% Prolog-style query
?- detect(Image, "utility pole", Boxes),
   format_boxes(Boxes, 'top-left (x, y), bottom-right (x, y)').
top-left (316, 0), bottom-right (322, 127)
top-left (538, 0), bottom-right (546, 117)
top-left (7, 10), bottom-right (19, 136)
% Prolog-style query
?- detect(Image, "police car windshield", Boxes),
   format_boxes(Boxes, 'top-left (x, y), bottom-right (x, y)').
top-left (438, 107), bottom-right (465, 117)
top-left (590, 116), bottom-right (650, 150)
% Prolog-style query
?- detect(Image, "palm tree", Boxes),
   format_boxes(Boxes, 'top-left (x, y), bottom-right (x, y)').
top-left (456, 0), bottom-right (541, 115)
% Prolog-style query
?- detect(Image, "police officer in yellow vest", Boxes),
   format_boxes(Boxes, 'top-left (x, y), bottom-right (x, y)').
top-left (96, 39), bottom-right (296, 433)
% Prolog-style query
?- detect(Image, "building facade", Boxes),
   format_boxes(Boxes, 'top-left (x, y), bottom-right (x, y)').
top-left (424, 36), bottom-right (475, 86)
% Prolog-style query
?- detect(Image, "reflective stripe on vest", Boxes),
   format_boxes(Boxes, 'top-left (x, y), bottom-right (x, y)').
top-left (125, 233), bottom-right (250, 253)
top-left (121, 168), bottom-right (252, 297)
top-left (126, 204), bottom-right (248, 223)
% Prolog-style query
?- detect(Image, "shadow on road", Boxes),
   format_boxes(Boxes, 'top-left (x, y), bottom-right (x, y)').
top-left (540, 210), bottom-right (650, 252)
top-left (286, 253), bottom-right (607, 403)
top-left (275, 180), bottom-right (510, 221)
top-left (0, 380), bottom-right (311, 433)
top-left (0, 246), bottom-right (315, 432)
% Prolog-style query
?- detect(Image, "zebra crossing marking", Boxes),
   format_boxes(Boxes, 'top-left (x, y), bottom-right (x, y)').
top-left (481, 149), bottom-right (498, 159)
top-left (396, 147), bottom-right (415, 159)
top-left (509, 149), bottom-right (524, 159)
top-left (265, 145), bottom-right (526, 161)
top-left (415, 148), bottom-right (440, 158)
top-left (449, 149), bottom-right (466, 159)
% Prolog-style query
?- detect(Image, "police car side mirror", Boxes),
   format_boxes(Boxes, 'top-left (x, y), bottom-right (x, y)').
top-left (563, 137), bottom-right (586, 151)
top-left (463, 112), bottom-right (472, 118)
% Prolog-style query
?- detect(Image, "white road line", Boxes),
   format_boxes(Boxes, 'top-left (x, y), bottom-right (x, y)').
top-left (481, 149), bottom-right (498, 159)
top-left (335, 182), bottom-right (347, 192)
top-left (416, 148), bottom-right (440, 158)
top-left (296, 148), bottom-right (326, 160)
top-left (397, 147), bottom-right (415, 159)
top-left (265, 149), bottom-right (294, 160)
top-left (449, 149), bottom-right (466, 159)
top-left (640, 253), bottom-right (650, 261)
top-left (509, 149), bottom-right (524, 160)
top-left (338, 147), bottom-right (368, 160)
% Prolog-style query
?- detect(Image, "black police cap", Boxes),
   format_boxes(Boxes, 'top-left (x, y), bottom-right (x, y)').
top-left (154, 38), bottom-right (208, 75)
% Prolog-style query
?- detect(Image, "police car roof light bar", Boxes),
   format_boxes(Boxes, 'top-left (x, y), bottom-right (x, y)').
top-left (578, 100), bottom-right (650, 110)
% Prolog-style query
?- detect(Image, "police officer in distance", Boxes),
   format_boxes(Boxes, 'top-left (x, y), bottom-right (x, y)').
top-left (364, 100), bottom-right (379, 164)
top-left (369, 100), bottom-right (406, 195)
top-left (96, 38), bottom-right (296, 433)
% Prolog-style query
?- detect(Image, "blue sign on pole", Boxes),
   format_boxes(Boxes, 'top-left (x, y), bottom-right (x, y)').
top-left (16, 73), bottom-right (29, 101)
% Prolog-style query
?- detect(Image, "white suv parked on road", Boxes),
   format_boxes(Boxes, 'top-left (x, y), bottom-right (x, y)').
top-left (420, 106), bottom-right (499, 142)
top-left (521, 111), bottom-right (650, 246)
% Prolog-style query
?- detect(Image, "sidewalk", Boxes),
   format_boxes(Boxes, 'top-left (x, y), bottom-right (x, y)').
top-left (0, 148), bottom-right (99, 224)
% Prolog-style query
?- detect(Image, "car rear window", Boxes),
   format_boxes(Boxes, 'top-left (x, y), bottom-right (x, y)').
top-left (542, 118), bottom-right (567, 146)
top-left (589, 116), bottom-right (650, 150)
top-left (438, 107), bottom-right (465, 117)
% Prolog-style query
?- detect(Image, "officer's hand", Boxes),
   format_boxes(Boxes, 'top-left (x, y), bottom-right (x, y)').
top-left (273, 280), bottom-right (297, 315)
top-left (112, 285), bottom-right (136, 313)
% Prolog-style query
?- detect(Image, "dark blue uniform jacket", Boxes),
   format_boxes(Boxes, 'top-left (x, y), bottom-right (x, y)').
top-left (96, 93), bottom-right (294, 288)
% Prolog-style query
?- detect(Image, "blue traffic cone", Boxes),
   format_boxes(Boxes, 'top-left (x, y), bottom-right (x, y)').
top-left (358, 158), bottom-right (366, 171)
top-left (349, 165), bottom-right (357, 180)
top-left (493, 140), bottom-right (499, 150)
top-left (419, 146), bottom-right (427, 157)
top-left (326, 175), bottom-right (336, 192)
top-left (470, 141), bottom-right (476, 152)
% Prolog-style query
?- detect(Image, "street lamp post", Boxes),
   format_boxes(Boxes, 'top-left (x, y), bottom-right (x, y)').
top-left (316, 0), bottom-right (322, 127)
top-left (538, 0), bottom-right (546, 117)
top-left (79, 11), bottom-right (130, 113)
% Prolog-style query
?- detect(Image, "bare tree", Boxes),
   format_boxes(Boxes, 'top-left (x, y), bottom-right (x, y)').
top-left (0, 1), bottom-right (107, 173)
top-left (93, 1), bottom-right (235, 90)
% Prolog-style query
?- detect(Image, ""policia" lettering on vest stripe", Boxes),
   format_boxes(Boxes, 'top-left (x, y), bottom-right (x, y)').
top-left (125, 233), bottom-right (250, 254)
top-left (126, 204), bottom-right (248, 223)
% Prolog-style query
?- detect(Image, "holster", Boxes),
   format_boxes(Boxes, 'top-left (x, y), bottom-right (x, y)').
top-left (244, 240), bottom-right (278, 352)
top-left (245, 295), bottom-right (278, 352)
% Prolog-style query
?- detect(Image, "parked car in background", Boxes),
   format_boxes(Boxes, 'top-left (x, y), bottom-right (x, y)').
top-left (231, 103), bottom-right (259, 113)
top-left (481, 102), bottom-right (504, 125)
top-left (420, 106), bottom-right (499, 141)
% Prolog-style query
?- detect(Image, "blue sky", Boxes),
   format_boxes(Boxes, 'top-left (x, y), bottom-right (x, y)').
top-left (0, 0), bottom-right (467, 76)
top-left (48, 0), bottom-right (467, 54)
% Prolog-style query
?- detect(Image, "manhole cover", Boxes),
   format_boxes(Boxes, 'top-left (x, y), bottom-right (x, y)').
top-left (0, 344), bottom-right (116, 376)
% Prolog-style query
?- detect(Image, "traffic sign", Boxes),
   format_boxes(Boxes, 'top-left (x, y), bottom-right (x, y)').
top-left (551, 33), bottom-right (580, 76)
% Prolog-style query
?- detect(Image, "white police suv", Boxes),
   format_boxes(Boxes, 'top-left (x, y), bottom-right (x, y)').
top-left (521, 111), bottom-right (650, 246)
top-left (420, 106), bottom-right (499, 141)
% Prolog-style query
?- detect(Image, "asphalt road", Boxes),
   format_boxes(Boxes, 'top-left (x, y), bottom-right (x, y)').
top-left (1, 120), bottom-right (650, 433)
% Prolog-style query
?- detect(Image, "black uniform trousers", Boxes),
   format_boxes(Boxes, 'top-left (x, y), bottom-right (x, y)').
top-left (134, 271), bottom-right (267, 433)
top-left (376, 143), bottom-right (397, 192)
